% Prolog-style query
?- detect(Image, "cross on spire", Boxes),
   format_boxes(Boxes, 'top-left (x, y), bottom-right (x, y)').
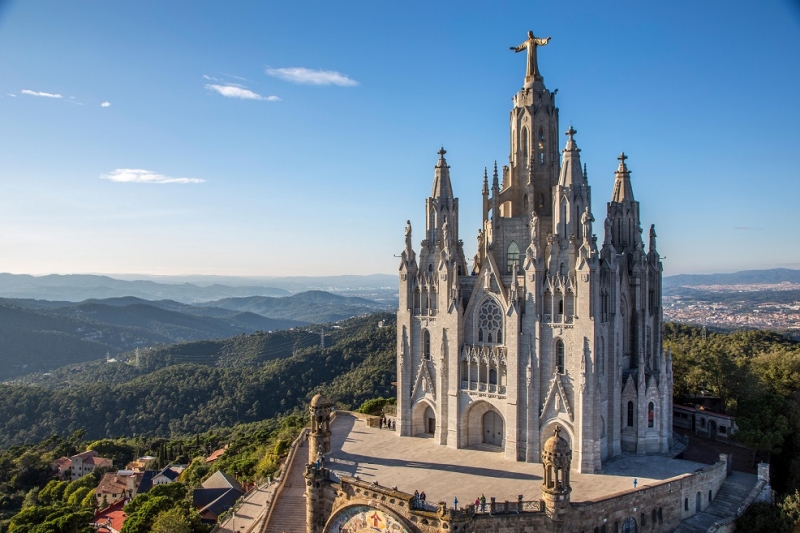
top-left (566, 125), bottom-right (577, 140)
top-left (438, 147), bottom-right (447, 158)
top-left (618, 152), bottom-right (628, 164)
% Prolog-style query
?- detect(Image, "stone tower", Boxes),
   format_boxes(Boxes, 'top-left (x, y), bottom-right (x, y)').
top-left (308, 393), bottom-right (331, 461)
top-left (542, 425), bottom-right (571, 530)
top-left (396, 32), bottom-right (671, 473)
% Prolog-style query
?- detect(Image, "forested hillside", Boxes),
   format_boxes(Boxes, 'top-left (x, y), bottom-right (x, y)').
top-left (0, 313), bottom-right (396, 448)
top-left (0, 289), bottom-right (391, 381)
top-left (664, 323), bottom-right (800, 494)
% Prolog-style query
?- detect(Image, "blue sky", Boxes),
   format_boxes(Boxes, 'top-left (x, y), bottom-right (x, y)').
top-left (0, 1), bottom-right (798, 277)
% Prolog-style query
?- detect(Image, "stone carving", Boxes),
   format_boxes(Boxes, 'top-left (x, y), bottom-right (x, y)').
top-left (530, 210), bottom-right (540, 245)
top-left (442, 216), bottom-right (451, 250)
top-left (649, 224), bottom-right (657, 252)
top-left (581, 206), bottom-right (594, 243)
top-left (510, 31), bottom-right (551, 80)
top-left (404, 220), bottom-right (413, 251)
top-left (604, 217), bottom-right (612, 245)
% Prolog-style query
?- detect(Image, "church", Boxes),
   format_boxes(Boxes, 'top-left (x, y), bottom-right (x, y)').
top-left (396, 30), bottom-right (672, 473)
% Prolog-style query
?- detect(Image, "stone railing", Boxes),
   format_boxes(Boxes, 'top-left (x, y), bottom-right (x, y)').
top-left (459, 382), bottom-right (506, 397)
top-left (541, 313), bottom-right (577, 324)
top-left (472, 496), bottom-right (543, 514)
top-left (260, 427), bottom-right (309, 531)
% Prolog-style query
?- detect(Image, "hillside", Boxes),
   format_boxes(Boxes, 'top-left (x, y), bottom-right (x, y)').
top-left (0, 289), bottom-right (393, 382)
top-left (664, 268), bottom-right (800, 287)
top-left (0, 298), bottom-right (305, 381)
top-left (206, 290), bottom-right (391, 323)
top-left (0, 313), bottom-right (397, 448)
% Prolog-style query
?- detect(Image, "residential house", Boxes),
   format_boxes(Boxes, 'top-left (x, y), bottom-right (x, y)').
top-left (152, 465), bottom-right (182, 486)
top-left (52, 450), bottom-right (113, 481)
top-left (205, 445), bottom-right (228, 464)
top-left (92, 499), bottom-right (127, 533)
top-left (192, 470), bottom-right (244, 524)
top-left (95, 471), bottom-right (134, 508)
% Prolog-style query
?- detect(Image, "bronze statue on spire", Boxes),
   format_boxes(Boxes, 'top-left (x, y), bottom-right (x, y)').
top-left (510, 30), bottom-right (551, 80)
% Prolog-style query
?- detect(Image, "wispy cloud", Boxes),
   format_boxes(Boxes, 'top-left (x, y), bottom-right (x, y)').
top-left (21, 89), bottom-right (62, 98)
top-left (100, 169), bottom-right (205, 184)
top-left (265, 67), bottom-right (358, 86)
top-left (101, 101), bottom-right (111, 108)
top-left (205, 83), bottom-right (279, 101)
top-left (7, 94), bottom-right (16, 97)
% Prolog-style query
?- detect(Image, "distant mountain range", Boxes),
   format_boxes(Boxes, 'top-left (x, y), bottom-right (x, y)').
top-left (0, 290), bottom-right (392, 381)
top-left (205, 290), bottom-right (388, 323)
top-left (0, 273), bottom-right (290, 302)
top-left (664, 268), bottom-right (800, 287)
top-left (0, 273), bottom-right (397, 303)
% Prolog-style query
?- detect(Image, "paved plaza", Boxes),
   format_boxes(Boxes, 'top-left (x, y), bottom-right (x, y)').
top-left (326, 413), bottom-right (708, 506)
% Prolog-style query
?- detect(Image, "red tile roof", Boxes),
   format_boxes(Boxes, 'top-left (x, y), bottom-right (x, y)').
top-left (94, 499), bottom-right (127, 533)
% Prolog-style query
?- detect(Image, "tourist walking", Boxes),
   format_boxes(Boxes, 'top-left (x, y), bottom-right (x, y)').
top-left (480, 493), bottom-right (486, 512)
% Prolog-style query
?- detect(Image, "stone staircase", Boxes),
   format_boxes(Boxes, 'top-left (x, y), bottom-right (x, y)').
top-left (264, 439), bottom-right (308, 533)
top-left (674, 471), bottom-right (759, 533)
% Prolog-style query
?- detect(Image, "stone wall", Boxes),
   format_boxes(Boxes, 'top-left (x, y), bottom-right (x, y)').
top-left (566, 454), bottom-right (729, 533)
top-left (311, 457), bottom-right (730, 533)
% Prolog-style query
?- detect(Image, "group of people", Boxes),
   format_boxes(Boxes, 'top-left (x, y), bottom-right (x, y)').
top-left (474, 493), bottom-right (487, 512)
top-left (378, 416), bottom-right (395, 430)
top-left (412, 489), bottom-right (427, 509)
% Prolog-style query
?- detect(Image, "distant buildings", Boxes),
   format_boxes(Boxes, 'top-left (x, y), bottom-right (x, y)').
top-left (52, 450), bottom-right (113, 481)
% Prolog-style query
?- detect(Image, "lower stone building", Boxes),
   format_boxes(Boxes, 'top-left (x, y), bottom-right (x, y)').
top-left (301, 396), bottom-right (768, 533)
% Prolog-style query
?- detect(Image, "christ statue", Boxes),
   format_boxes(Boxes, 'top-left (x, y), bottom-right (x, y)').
top-left (511, 31), bottom-right (551, 80)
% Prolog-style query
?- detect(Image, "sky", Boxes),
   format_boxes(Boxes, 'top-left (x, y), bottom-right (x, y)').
top-left (0, 1), bottom-right (798, 278)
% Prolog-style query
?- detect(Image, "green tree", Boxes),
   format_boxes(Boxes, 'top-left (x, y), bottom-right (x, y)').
top-left (736, 501), bottom-right (792, 533)
top-left (150, 507), bottom-right (191, 533)
top-left (120, 495), bottom-right (173, 533)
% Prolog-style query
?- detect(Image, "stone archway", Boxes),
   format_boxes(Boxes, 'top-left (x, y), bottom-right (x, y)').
top-left (463, 400), bottom-right (505, 448)
top-left (411, 400), bottom-right (436, 437)
top-left (483, 410), bottom-right (503, 446)
top-left (324, 504), bottom-right (413, 533)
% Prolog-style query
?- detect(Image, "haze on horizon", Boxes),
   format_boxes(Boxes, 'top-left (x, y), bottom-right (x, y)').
top-left (0, 1), bottom-right (798, 278)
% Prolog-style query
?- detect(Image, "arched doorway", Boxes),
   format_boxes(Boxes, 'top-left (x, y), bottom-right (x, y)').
top-left (621, 517), bottom-right (637, 533)
top-left (483, 410), bottom-right (503, 446)
top-left (425, 406), bottom-right (436, 435)
top-left (695, 491), bottom-right (701, 513)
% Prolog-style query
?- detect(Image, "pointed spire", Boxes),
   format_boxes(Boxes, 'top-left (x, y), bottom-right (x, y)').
top-left (492, 161), bottom-right (499, 189)
top-left (482, 167), bottom-right (489, 195)
top-left (611, 152), bottom-right (635, 203)
top-left (557, 126), bottom-right (584, 187)
top-left (431, 147), bottom-right (454, 200)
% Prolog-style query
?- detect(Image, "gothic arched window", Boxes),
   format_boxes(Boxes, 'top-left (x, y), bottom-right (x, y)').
top-left (555, 340), bottom-right (565, 374)
top-left (538, 127), bottom-right (545, 166)
top-left (477, 299), bottom-right (503, 345)
top-left (423, 330), bottom-right (431, 360)
top-left (627, 401), bottom-right (634, 427)
top-left (648, 402), bottom-right (655, 428)
top-left (507, 241), bottom-right (519, 273)
top-left (521, 127), bottom-right (529, 168)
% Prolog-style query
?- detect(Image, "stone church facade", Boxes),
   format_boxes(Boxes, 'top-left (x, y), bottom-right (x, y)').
top-left (396, 33), bottom-right (672, 473)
